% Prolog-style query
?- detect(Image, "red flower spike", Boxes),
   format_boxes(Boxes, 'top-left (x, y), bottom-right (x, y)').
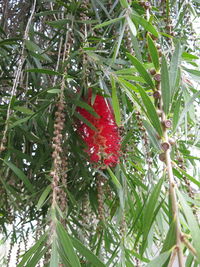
top-left (77, 90), bottom-right (121, 167)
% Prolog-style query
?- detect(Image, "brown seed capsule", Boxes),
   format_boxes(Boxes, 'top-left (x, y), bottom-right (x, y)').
top-left (177, 157), bottom-right (184, 163)
top-left (156, 109), bottom-right (162, 116)
top-left (153, 90), bottom-right (161, 99)
top-left (163, 120), bottom-right (172, 128)
top-left (166, 25), bottom-right (172, 31)
top-left (159, 153), bottom-right (166, 162)
top-left (144, 1), bottom-right (151, 9)
top-left (150, 68), bottom-right (156, 75)
top-left (161, 142), bottom-right (170, 151)
top-left (168, 138), bottom-right (176, 145)
top-left (154, 74), bottom-right (161, 82)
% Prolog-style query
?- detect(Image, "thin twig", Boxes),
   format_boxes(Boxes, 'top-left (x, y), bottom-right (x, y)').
top-left (162, 111), bottom-right (185, 267)
top-left (181, 234), bottom-right (197, 258)
top-left (168, 246), bottom-right (178, 267)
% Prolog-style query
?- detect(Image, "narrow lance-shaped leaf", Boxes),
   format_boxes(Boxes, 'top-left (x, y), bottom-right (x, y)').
top-left (146, 251), bottom-right (171, 267)
top-left (50, 238), bottom-right (59, 267)
top-left (70, 236), bottom-right (106, 267)
top-left (56, 221), bottom-right (81, 267)
top-left (175, 91), bottom-right (200, 131)
top-left (127, 53), bottom-right (155, 89)
top-left (143, 120), bottom-right (160, 150)
top-left (120, 0), bottom-right (129, 8)
top-left (172, 94), bottom-right (182, 131)
top-left (161, 55), bottom-right (171, 114)
top-left (169, 41), bottom-right (181, 97)
top-left (137, 85), bottom-right (163, 136)
top-left (36, 185), bottom-right (51, 210)
top-left (26, 68), bottom-right (61, 75)
top-left (3, 160), bottom-right (34, 193)
top-left (143, 178), bottom-right (164, 240)
top-left (131, 14), bottom-right (158, 37)
top-left (147, 34), bottom-right (159, 71)
top-left (126, 16), bottom-right (137, 36)
top-left (94, 16), bottom-right (125, 29)
top-left (107, 167), bottom-right (122, 189)
top-left (111, 77), bottom-right (121, 126)
top-left (177, 190), bottom-right (200, 262)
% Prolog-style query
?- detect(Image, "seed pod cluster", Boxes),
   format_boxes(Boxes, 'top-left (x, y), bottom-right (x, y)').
top-left (51, 99), bottom-right (66, 206)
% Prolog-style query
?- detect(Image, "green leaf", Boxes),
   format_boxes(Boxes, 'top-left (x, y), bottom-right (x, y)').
top-left (161, 220), bottom-right (176, 252)
top-left (50, 238), bottom-right (59, 267)
top-left (120, 0), bottom-right (129, 8)
top-left (131, 14), bottom-right (158, 37)
top-left (3, 160), bottom-right (34, 193)
top-left (126, 16), bottom-right (137, 36)
top-left (14, 106), bottom-right (34, 115)
top-left (56, 221), bottom-right (81, 267)
top-left (47, 89), bottom-right (61, 94)
top-left (143, 120), bottom-right (160, 150)
top-left (137, 85), bottom-right (163, 136)
top-left (174, 167), bottom-right (200, 188)
top-left (9, 116), bottom-right (32, 129)
top-left (0, 38), bottom-right (21, 46)
top-left (147, 35), bottom-right (159, 71)
top-left (74, 111), bottom-right (97, 132)
top-left (26, 247), bottom-right (48, 267)
top-left (94, 17), bottom-right (125, 29)
top-left (111, 77), bottom-right (121, 126)
top-left (18, 234), bottom-right (47, 267)
top-left (36, 185), bottom-right (51, 210)
top-left (126, 54), bottom-right (155, 88)
top-left (182, 52), bottom-right (199, 61)
top-left (146, 251), bottom-right (171, 267)
top-left (169, 41), bottom-right (181, 97)
top-left (143, 178), bottom-right (164, 240)
top-left (177, 190), bottom-right (200, 262)
top-left (70, 236), bottom-right (106, 267)
top-left (183, 67), bottom-right (200, 78)
top-left (172, 94), bottom-right (182, 131)
top-left (107, 167), bottom-right (122, 189)
top-left (72, 99), bottom-right (100, 118)
top-left (26, 68), bottom-right (61, 75)
top-left (175, 91), bottom-right (200, 131)
top-left (161, 55), bottom-right (170, 114)
top-left (46, 19), bottom-right (70, 28)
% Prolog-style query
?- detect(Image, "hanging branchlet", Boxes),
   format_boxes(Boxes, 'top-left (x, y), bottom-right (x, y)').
top-left (125, 25), bottom-right (135, 55)
top-left (6, 227), bottom-right (15, 267)
top-left (16, 234), bottom-right (23, 266)
top-left (51, 99), bottom-right (65, 207)
top-left (24, 227), bottom-right (30, 252)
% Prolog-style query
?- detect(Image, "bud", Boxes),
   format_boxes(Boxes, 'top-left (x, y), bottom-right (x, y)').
top-left (154, 74), bottom-right (161, 82)
top-left (150, 68), bottom-right (156, 75)
top-left (163, 120), bottom-right (172, 128)
top-left (153, 91), bottom-right (161, 99)
top-left (144, 1), bottom-right (151, 9)
top-left (168, 138), bottom-right (176, 145)
top-left (156, 109), bottom-right (162, 116)
top-left (159, 153), bottom-right (166, 162)
top-left (161, 142), bottom-right (170, 151)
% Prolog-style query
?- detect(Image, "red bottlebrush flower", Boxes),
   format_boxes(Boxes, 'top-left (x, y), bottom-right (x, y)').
top-left (77, 90), bottom-right (121, 167)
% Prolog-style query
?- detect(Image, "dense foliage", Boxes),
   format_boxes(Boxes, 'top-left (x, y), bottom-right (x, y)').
top-left (0, 0), bottom-right (200, 266)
